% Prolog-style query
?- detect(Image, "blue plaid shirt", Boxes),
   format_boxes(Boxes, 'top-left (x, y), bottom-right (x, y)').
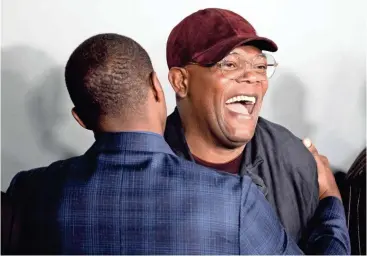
top-left (7, 132), bottom-right (350, 254)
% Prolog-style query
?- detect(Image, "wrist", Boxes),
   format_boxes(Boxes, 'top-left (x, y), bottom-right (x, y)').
top-left (319, 190), bottom-right (342, 201)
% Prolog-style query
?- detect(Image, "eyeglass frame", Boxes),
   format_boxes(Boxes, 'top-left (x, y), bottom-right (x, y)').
top-left (187, 52), bottom-right (279, 80)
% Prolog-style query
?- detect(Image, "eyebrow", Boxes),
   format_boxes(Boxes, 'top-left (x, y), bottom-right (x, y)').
top-left (228, 51), bottom-right (265, 57)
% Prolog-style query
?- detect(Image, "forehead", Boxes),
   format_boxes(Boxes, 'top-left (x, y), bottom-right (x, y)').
top-left (228, 45), bottom-right (262, 58)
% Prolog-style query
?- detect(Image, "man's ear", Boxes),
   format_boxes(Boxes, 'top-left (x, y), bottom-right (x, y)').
top-left (168, 67), bottom-right (189, 98)
top-left (150, 71), bottom-right (164, 103)
top-left (71, 107), bottom-right (90, 130)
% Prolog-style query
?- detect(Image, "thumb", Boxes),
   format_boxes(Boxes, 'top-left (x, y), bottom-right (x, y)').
top-left (303, 138), bottom-right (319, 156)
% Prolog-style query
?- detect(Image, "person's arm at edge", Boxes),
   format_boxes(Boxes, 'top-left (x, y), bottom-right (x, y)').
top-left (302, 195), bottom-right (350, 254)
top-left (6, 171), bottom-right (28, 198)
top-left (301, 138), bottom-right (350, 254)
top-left (240, 178), bottom-right (350, 255)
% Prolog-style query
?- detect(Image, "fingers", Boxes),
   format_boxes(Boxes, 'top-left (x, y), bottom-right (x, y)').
top-left (319, 155), bottom-right (329, 166)
top-left (303, 138), bottom-right (328, 165)
top-left (303, 138), bottom-right (319, 155)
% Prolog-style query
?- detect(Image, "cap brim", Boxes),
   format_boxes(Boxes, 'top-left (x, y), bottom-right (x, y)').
top-left (193, 36), bottom-right (278, 65)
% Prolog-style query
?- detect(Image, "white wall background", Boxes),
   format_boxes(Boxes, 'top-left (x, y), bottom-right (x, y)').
top-left (1, 0), bottom-right (366, 190)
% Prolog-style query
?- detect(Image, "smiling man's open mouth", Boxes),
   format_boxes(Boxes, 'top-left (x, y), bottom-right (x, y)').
top-left (225, 95), bottom-right (257, 115)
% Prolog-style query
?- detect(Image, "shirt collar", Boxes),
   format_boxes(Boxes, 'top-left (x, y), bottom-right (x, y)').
top-left (86, 131), bottom-right (175, 156)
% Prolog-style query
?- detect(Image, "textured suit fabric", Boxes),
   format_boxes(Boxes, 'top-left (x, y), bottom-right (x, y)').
top-left (1, 192), bottom-right (22, 254)
top-left (7, 132), bottom-right (349, 254)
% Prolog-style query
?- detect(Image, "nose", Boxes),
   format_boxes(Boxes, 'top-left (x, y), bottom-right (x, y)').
top-left (237, 70), bottom-right (266, 84)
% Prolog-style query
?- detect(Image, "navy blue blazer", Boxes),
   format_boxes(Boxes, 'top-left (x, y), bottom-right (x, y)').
top-left (6, 132), bottom-right (350, 254)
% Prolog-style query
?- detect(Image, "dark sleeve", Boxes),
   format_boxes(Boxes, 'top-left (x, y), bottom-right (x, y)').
top-left (6, 171), bottom-right (28, 199)
top-left (240, 179), bottom-right (350, 255)
top-left (282, 138), bottom-right (320, 241)
top-left (285, 139), bottom-right (319, 214)
top-left (240, 179), bottom-right (304, 254)
top-left (295, 149), bottom-right (319, 222)
top-left (7, 168), bottom-right (47, 199)
top-left (1, 192), bottom-right (13, 254)
top-left (2, 171), bottom-right (28, 255)
top-left (343, 148), bottom-right (366, 255)
top-left (303, 197), bottom-right (351, 255)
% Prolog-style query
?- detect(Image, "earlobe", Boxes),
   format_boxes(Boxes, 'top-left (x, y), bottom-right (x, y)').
top-left (168, 68), bottom-right (188, 98)
top-left (71, 108), bottom-right (89, 130)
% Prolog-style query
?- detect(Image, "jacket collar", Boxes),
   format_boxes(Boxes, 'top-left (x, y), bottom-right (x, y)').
top-left (164, 108), bottom-right (194, 160)
top-left (86, 131), bottom-right (175, 156)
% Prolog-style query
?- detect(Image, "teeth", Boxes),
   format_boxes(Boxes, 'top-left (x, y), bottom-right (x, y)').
top-left (226, 95), bottom-right (256, 104)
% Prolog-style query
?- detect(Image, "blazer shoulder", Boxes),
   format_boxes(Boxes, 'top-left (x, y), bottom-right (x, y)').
top-left (6, 157), bottom-right (82, 198)
top-left (257, 117), bottom-right (318, 201)
top-left (257, 117), bottom-right (317, 171)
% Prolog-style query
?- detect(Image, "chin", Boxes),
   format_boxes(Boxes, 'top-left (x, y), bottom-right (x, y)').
top-left (214, 129), bottom-right (253, 149)
top-left (219, 120), bottom-right (256, 146)
top-left (227, 132), bottom-right (254, 146)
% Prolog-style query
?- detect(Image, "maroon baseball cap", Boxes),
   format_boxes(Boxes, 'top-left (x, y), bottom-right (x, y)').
top-left (166, 8), bottom-right (278, 69)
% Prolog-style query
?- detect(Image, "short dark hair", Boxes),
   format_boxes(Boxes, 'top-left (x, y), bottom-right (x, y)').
top-left (65, 33), bottom-right (153, 127)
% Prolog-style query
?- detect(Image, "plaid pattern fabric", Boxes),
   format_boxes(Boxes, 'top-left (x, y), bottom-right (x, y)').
top-left (303, 197), bottom-right (351, 255)
top-left (7, 132), bottom-right (350, 255)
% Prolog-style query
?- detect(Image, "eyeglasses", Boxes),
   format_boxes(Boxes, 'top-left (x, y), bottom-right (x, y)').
top-left (217, 52), bottom-right (278, 80)
top-left (189, 52), bottom-right (278, 80)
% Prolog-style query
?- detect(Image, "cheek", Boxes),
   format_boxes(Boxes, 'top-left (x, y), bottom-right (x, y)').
top-left (208, 73), bottom-right (228, 95)
top-left (261, 81), bottom-right (269, 96)
top-left (189, 71), bottom-right (227, 113)
top-left (188, 84), bottom-right (214, 116)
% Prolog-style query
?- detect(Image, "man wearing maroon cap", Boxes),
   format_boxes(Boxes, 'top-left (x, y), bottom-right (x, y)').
top-left (164, 8), bottom-right (319, 243)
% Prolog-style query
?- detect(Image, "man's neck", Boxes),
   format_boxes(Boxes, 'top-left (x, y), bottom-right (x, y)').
top-left (176, 106), bottom-right (245, 164)
top-left (95, 116), bottom-right (163, 135)
top-left (184, 128), bottom-right (245, 164)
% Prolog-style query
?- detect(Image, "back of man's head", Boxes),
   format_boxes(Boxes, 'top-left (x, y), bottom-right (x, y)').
top-left (65, 33), bottom-right (165, 133)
